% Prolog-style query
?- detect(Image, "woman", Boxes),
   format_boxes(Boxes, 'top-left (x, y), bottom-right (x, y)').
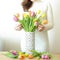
top-left (20, 0), bottom-right (53, 52)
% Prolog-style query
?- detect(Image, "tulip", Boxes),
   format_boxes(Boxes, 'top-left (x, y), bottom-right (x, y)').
top-left (34, 21), bottom-right (38, 27)
top-left (19, 52), bottom-right (23, 55)
top-left (10, 50), bottom-right (17, 55)
top-left (37, 10), bottom-right (41, 14)
top-left (12, 50), bottom-right (17, 55)
top-left (41, 13), bottom-right (46, 18)
top-left (24, 53), bottom-right (29, 57)
top-left (45, 55), bottom-right (49, 59)
top-left (13, 16), bottom-right (19, 22)
top-left (23, 13), bottom-right (28, 18)
top-left (31, 12), bottom-right (35, 17)
top-left (18, 55), bottom-right (25, 59)
top-left (41, 55), bottom-right (45, 59)
top-left (28, 54), bottom-right (33, 59)
top-left (15, 13), bottom-right (20, 18)
top-left (28, 11), bottom-right (31, 16)
top-left (42, 20), bottom-right (48, 24)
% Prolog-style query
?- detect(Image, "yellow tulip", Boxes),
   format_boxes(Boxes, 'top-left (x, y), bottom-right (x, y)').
top-left (37, 10), bottom-right (41, 14)
top-left (41, 13), bottom-right (46, 18)
top-left (15, 13), bottom-right (20, 18)
top-left (23, 13), bottom-right (28, 18)
top-left (24, 53), bottom-right (29, 57)
top-left (19, 52), bottom-right (23, 55)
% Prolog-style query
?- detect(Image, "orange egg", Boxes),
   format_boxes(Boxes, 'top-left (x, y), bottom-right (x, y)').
top-left (42, 20), bottom-right (48, 24)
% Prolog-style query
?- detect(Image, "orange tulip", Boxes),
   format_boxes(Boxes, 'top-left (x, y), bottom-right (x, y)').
top-left (42, 20), bottom-right (48, 24)
top-left (28, 54), bottom-right (33, 59)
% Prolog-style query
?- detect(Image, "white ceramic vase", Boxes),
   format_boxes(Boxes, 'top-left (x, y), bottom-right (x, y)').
top-left (21, 32), bottom-right (35, 53)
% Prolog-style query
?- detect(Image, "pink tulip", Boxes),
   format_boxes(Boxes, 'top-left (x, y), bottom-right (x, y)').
top-left (41, 55), bottom-right (49, 59)
top-left (31, 12), bottom-right (35, 17)
top-left (34, 21), bottom-right (38, 27)
top-left (45, 55), bottom-right (49, 59)
top-left (41, 55), bottom-right (45, 59)
top-left (12, 50), bottom-right (17, 55)
top-left (13, 16), bottom-right (19, 22)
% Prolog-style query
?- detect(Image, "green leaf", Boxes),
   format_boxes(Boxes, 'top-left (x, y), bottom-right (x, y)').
top-left (5, 52), bottom-right (18, 58)
top-left (31, 50), bottom-right (41, 57)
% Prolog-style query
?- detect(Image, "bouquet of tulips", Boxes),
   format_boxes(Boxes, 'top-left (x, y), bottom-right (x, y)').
top-left (13, 10), bottom-right (48, 32)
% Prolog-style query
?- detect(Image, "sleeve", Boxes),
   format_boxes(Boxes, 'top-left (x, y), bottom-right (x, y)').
top-left (44, 2), bottom-right (54, 31)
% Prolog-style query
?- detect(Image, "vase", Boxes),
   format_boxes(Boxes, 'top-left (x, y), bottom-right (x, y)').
top-left (20, 32), bottom-right (35, 54)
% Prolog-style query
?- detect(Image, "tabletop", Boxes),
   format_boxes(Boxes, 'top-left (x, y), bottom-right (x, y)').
top-left (0, 52), bottom-right (60, 60)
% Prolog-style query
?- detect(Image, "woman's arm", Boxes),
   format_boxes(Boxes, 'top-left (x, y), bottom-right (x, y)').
top-left (44, 2), bottom-right (54, 31)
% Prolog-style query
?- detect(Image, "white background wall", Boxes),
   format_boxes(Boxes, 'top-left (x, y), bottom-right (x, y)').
top-left (0, 0), bottom-right (60, 53)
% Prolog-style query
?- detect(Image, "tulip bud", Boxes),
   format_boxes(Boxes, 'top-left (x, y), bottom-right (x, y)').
top-left (12, 51), bottom-right (17, 55)
top-left (41, 13), bottom-right (46, 18)
top-left (13, 16), bottom-right (19, 22)
top-left (41, 55), bottom-right (45, 59)
top-left (31, 12), bottom-right (35, 17)
top-left (15, 13), bottom-right (20, 18)
top-left (23, 13), bottom-right (28, 18)
top-left (42, 20), bottom-right (48, 24)
top-left (45, 55), bottom-right (49, 59)
top-left (37, 10), bottom-right (41, 14)
top-left (34, 21), bottom-right (38, 27)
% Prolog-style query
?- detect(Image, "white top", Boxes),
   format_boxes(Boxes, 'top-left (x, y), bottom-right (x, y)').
top-left (20, 0), bottom-right (53, 52)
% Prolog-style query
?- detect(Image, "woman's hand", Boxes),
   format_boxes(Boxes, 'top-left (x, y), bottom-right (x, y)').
top-left (37, 24), bottom-right (45, 32)
top-left (15, 24), bottom-right (22, 31)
